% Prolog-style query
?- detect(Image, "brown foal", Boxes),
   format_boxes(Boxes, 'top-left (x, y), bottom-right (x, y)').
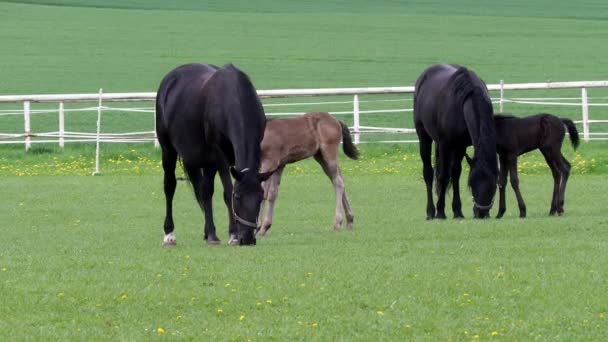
top-left (257, 112), bottom-right (359, 235)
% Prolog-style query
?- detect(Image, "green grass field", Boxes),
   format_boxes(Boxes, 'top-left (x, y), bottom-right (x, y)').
top-left (2, 0), bottom-right (608, 340)
top-left (2, 166), bottom-right (608, 340)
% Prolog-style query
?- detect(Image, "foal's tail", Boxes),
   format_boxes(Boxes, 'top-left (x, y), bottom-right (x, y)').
top-left (339, 121), bottom-right (359, 160)
top-left (561, 118), bottom-right (580, 150)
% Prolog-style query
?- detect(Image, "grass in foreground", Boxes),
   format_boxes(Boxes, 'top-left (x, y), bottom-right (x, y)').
top-left (1, 158), bottom-right (607, 339)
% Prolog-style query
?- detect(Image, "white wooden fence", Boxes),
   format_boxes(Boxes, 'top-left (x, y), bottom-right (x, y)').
top-left (1, 80), bottom-right (608, 151)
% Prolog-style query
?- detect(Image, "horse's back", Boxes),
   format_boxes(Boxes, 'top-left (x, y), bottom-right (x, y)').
top-left (414, 64), bottom-right (474, 143)
top-left (155, 63), bottom-right (220, 165)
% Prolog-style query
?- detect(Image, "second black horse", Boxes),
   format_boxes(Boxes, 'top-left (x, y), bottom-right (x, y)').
top-left (414, 64), bottom-right (498, 219)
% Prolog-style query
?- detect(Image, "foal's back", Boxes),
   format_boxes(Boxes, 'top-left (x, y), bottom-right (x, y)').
top-left (262, 112), bottom-right (341, 165)
top-left (495, 113), bottom-right (565, 156)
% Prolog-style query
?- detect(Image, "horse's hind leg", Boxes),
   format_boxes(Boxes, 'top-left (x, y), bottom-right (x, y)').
top-left (342, 188), bottom-right (354, 230)
top-left (541, 148), bottom-right (560, 216)
top-left (416, 125), bottom-right (435, 219)
top-left (257, 166), bottom-right (284, 236)
top-left (184, 164), bottom-right (221, 244)
top-left (314, 151), bottom-right (345, 230)
top-left (218, 165), bottom-right (238, 245)
top-left (161, 145), bottom-right (178, 246)
top-left (557, 153), bottom-right (572, 215)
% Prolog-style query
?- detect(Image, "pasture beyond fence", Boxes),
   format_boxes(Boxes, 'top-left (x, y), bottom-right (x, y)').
top-left (1, 80), bottom-right (608, 174)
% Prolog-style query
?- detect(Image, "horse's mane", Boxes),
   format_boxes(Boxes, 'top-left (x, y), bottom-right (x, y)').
top-left (214, 64), bottom-right (265, 172)
top-left (447, 68), bottom-right (498, 187)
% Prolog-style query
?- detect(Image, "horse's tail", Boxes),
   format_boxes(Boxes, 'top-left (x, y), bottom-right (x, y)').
top-left (339, 121), bottom-right (359, 160)
top-left (561, 118), bottom-right (580, 150)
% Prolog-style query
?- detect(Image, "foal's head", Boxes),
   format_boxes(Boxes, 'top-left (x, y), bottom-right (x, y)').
top-left (230, 168), bottom-right (272, 245)
top-left (466, 155), bottom-right (497, 219)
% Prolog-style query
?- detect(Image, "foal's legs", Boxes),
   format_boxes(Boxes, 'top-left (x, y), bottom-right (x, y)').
top-left (341, 188), bottom-right (355, 230)
top-left (161, 145), bottom-right (178, 246)
top-left (314, 151), bottom-right (346, 229)
top-left (557, 154), bottom-right (572, 215)
top-left (218, 165), bottom-right (239, 245)
top-left (416, 126), bottom-right (435, 219)
top-left (184, 164), bottom-right (221, 244)
top-left (496, 154), bottom-right (510, 219)
top-left (450, 146), bottom-right (466, 218)
top-left (257, 166), bottom-right (284, 236)
top-left (507, 156), bottom-right (527, 218)
top-left (540, 148), bottom-right (561, 216)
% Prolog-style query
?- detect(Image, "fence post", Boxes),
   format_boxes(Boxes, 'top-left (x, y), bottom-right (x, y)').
top-left (353, 94), bottom-right (360, 144)
top-left (93, 89), bottom-right (103, 175)
top-left (581, 87), bottom-right (590, 142)
top-left (23, 101), bottom-right (31, 150)
top-left (59, 101), bottom-right (65, 148)
top-left (499, 79), bottom-right (504, 113)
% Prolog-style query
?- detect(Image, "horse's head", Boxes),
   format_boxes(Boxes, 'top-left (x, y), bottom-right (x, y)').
top-left (230, 167), bottom-right (273, 245)
top-left (466, 154), bottom-right (497, 219)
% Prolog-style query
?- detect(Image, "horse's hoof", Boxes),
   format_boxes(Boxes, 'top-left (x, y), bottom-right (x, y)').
top-left (206, 237), bottom-right (221, 245)
top-left (228, 234), bottom-right (239, 246)
top-left (256, 229), bottom-right (267, 237)
top-left (162, 233), bottom-right (176, 246)
top-left (454, 214), bottom-right (464, 219)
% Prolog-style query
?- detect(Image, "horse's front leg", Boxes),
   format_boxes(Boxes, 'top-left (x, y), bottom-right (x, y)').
top-left (192, 166), bottom-right (221, 244)
top-left (218, 166), bottom-right (238, 245)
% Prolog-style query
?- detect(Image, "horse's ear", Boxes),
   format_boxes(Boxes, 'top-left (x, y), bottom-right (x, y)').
top-left (230, 166), bottom-right (242, 181)
top-left (465, 153), bottom-right (474, 167)
top-left (258, 171), bottom-right (273, 182)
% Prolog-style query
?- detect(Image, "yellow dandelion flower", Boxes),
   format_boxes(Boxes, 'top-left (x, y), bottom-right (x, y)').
top-left (239, 315), bottom-right (245, 321)
top-left (157, 327), bottom-right (165, 334)
top-left (1, 267), bottom-right (7, 272)
top-left (599, 312), bottom-right (605, 319)
top-left (491, 331), bottom-right (499, 336)
top-left (217, 309), bottom-right (223, 314)
top-left (311, 323), bottom-right (318, 327)
top-left (121, 293), bottom-right (128, 300)
top-left (266, 299), bottom-right (272, 304)
top-left (377, 311), bottom-right (384, 315)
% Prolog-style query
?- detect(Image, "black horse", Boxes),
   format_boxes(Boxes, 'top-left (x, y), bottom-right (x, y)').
top-left (414, 64), bottom-right (498, 219)
top-left (156, 63), bottom-right (271, 246)
top-left (494, 113), bottom-right (580, 218)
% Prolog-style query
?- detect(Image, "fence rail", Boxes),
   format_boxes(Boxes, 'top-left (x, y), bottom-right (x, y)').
top-left (1, 79), bottom-right (607, 173)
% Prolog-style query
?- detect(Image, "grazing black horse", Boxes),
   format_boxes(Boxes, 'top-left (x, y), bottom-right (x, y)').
top-left (494, 113), bottom-right (580, 218)
top-left (156, 63), bottom-right (271, 246)
top-left (414, 64), bottom-right (498, 219)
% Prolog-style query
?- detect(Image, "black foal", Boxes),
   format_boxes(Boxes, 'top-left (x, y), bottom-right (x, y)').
top-left (494, 113), bottom-right (580, 218)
